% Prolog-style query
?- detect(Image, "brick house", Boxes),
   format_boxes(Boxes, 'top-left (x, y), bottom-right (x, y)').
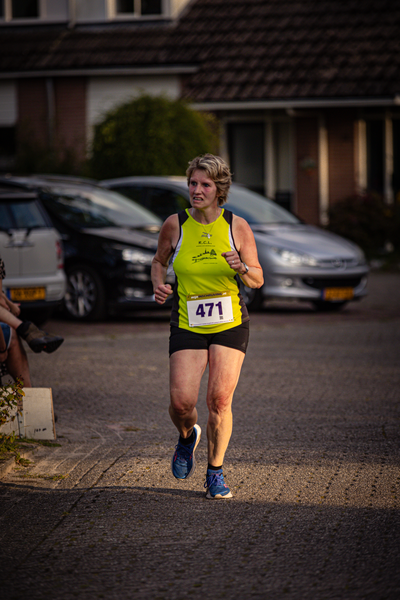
top-left (0, 0), bottom-right (399, 225)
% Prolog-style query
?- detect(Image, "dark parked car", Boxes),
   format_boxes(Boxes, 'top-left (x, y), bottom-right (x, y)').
top-left (0, 176), bottom-right (170, 321)
top-left (0, 183), bottom-right (66, 323)
top-left (101, 176), bottom-right (369, 311)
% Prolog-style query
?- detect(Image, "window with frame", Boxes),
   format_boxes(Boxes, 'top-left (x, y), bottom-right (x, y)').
top-left (1, 0), bottom-right (39, 20)
top-left (12, 0), bottom-right (38, 18)
top-left (116, 0), bottom-right (162, 17)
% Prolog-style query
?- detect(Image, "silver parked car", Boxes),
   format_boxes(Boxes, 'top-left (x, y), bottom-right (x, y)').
top-left (101, 176), bottom-right (368, 311)
top-left (0, 184), bottom-right (66, 323)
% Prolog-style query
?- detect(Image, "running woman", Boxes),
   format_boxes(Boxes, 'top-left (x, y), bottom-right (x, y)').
top-left (151, 154), bottom-right (263, 498)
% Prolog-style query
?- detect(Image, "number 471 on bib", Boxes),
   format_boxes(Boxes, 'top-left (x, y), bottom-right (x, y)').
top-left (187, 291), bottom-right (234, 327)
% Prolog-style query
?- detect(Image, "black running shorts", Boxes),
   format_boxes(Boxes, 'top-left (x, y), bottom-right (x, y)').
top-left (169, 321), bottom-right (249, 356)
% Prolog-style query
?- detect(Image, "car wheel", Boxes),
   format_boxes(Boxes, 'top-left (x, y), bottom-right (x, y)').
top-left (63, 265), bottom-right (106, 321)
top-left (312, 300), bottom-right (348, 312)
top-left (239, 282), bottom-right (263, 311)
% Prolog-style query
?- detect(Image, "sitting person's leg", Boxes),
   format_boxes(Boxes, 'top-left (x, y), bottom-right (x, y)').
top-left (1, 323), bottom-right (32, 387)
top-left (0, 305), bottom-right (63, 354)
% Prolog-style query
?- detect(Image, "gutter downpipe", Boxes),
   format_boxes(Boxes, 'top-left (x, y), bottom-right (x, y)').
top-left (68, 0), bottom-right (76, 28)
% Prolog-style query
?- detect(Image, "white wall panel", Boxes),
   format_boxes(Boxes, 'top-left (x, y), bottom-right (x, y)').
top-left (87, 75), bottom-right (180, 142)
top-left (44, 0), bottom-right (68, 20)
top-left (75, 0), bottom-right (107, 21)
top-left (0, 80), bottom-right (17, 125)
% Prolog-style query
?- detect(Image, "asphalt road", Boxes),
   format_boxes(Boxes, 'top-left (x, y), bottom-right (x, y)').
top-left (1, 271), bottom-right (399, 600)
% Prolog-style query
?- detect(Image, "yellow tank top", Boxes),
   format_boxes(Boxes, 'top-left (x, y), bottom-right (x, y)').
top-left (170, 208), bottom-right (249, 333)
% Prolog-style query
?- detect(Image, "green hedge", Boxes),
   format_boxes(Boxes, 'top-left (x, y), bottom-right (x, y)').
top-left (89, 95), bottom-right (219, 179)
top-left (327, 193), bottom-right (400, 258)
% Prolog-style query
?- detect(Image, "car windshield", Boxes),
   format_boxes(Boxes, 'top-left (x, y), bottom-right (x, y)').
top-left (41, 185), bottom-right (162, 229)
top-left (224, 186), bottom-right (300, 225)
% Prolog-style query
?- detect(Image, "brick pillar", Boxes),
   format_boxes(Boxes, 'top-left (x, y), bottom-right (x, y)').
top-left (17, 78), bottom-right (49, 147)
top-left (17, 76), bottom-right (87, 171)
top-left (327, 108), bottom-right (357, 205)
top-left (54, 77), bottom-right (87, 164)
top-left (295, 117), bottom-right (320, 225)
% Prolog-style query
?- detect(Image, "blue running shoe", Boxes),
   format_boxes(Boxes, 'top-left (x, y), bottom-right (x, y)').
top-left (171, 424), bottom-right (201, 479)
top-left (204, 468), bottom-right (233, 499)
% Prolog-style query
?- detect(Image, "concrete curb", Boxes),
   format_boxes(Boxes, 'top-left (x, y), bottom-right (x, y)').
top-left (0, 445), bottom-right (38, 479)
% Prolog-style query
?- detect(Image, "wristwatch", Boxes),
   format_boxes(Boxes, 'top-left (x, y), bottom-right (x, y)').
top-left (241, 262), bottom-right (249, 274)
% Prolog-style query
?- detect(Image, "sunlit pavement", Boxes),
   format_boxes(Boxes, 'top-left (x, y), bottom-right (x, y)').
top-left (1, 271), bottom-right (399, 599)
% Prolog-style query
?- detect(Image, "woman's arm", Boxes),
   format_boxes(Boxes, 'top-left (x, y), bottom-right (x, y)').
top-left (223, 215), bottom-right (264, 289)
top-left (151, 214), bottom-right (179, 305)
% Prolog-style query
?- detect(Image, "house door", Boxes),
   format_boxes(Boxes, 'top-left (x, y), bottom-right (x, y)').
top-left (366, 119), bottom-right (384, 195)
top-left (228, 122), bottom-right (265, 195)
top-left (393, 119), bottom-right (400, 202)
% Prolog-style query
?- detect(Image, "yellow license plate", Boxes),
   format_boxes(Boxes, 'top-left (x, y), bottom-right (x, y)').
top-left (322, 287), bottom-right (354, 301)
top-left (10, 287), bottom-right (46, 302)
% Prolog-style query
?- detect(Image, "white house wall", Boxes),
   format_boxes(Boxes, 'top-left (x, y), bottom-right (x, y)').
top-left (44, 0), bottom-right (69, 20)
top-left (75, 0), bottom-right (107, 21)
top-left (87, 75), bottom-right (181, 145)
top-left (0, 80), bottom-right (17, 125)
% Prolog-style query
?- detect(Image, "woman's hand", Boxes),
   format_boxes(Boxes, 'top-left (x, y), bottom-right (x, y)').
top-left (222, 251), bottom-right (244, 273)
top-left (154, 284), bottom-right (173, 305)
top-left (0, 292), bottom-right (9, 311)
top-left (0, 292), bottom-right (20, 316)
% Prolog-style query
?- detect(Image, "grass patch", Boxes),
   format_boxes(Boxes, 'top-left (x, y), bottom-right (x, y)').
top-left (15, 471), bottom-right (67, 481)
top-left (0, 434), bottom-right (61, 467)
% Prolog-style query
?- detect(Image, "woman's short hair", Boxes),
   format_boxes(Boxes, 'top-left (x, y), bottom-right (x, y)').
top-left (186, 154), bottom-right (232, 206)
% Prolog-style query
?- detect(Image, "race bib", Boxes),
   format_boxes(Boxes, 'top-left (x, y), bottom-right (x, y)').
top-left (187, 291), bottom-right (234, 327)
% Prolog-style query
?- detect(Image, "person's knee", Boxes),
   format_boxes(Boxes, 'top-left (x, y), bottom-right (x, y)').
top-left (170, 393), bottom-right (196, 417)
top-left (207, 391), bottom-right (232, 415)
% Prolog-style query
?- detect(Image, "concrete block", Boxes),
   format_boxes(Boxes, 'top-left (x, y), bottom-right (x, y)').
top-left (0, 388), bottom-right (56, 440)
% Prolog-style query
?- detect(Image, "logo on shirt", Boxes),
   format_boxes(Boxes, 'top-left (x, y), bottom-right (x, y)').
top-left (192, 249), bottom-right (217, 264)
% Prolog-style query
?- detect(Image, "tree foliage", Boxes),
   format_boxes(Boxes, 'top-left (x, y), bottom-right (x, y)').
top-left (89, 95), bottom-right (219, 179)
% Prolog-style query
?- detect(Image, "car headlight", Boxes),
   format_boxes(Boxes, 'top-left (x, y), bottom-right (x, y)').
top-left (356, 249), bottom-right (367, 266)
top-left (271, 246), bottom-right (317, 267)
top-left (122, 248), bottom-right (154, 266)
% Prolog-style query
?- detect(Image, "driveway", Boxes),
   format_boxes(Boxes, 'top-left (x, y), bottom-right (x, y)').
top-left (1, 271), bottom-right (399, 599)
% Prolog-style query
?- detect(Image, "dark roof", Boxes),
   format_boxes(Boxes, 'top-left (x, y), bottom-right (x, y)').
top-left (0, 23), bottom-right (172, 72)
top-left (170, 0), bottom-right (400, 103)
top-left (1, 0), bottom-right (399, 103)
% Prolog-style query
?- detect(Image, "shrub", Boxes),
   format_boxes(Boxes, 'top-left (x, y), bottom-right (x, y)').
top-left (327, 193), bottom-right (400, 258)
top-left (89, 94), bottom-right (219, 179)
top-left (0, 377), bottom-right (24, 430)
top-left (0, 378), bottom-right (24, 463)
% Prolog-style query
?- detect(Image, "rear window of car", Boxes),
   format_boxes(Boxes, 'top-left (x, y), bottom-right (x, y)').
top-left (146, 187), bottom-right (190, 221)
top-left (40, 185), bottom-right (162, 229)
top-left (0, 200), bottom-right (49, 229)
